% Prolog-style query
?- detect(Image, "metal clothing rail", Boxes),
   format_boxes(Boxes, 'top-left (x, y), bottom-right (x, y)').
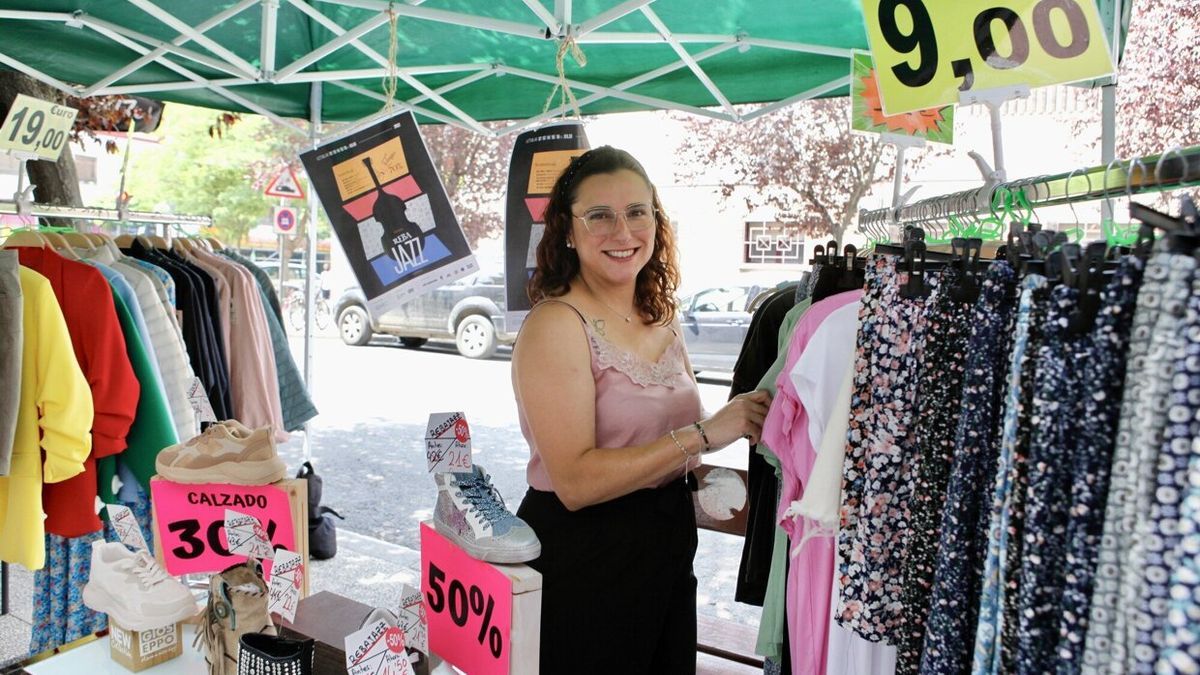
top-left (859, 145), bottom-right (1200, 239)
top-left (0, 201), bottom-right (213, 227)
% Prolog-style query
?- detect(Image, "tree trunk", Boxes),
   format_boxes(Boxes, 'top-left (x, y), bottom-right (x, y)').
top-left (0, 71), bottom-right (83, 227)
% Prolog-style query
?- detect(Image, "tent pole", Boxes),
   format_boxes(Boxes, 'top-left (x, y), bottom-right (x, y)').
top-left (303, 82), bottom-right (321, 464)
top-left (1101, 83), bottom-right (1117, 225)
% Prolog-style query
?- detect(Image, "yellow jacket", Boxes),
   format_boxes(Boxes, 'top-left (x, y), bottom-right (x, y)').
top-left (0, 266), bottom-right (92, 570)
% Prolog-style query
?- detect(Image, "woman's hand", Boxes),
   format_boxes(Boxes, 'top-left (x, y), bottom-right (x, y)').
top-left (701, 390), bottom-right (773, 450)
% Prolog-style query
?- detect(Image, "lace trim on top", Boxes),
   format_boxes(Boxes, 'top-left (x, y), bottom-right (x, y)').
top-left (583, 322), bottom-right (687, 388)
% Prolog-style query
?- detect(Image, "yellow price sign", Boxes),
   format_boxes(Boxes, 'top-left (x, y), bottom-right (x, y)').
top-left (862, 0), bottom-right (1116, 115)
top-left (0, 94), bottom-right (78, 161)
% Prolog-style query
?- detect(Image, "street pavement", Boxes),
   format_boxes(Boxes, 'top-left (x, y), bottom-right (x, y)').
top-left (280, 334), bottom-right (762, 628)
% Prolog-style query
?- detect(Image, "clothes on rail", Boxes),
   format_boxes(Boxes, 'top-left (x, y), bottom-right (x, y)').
top-left (737, 233), bottom-right (1200, 675)
top-left (0, 235), bottom-right (317, 657)
top-left (0, 250), bottom-right (22, 475)
top-left (896, 266), bottom-right (975, 675)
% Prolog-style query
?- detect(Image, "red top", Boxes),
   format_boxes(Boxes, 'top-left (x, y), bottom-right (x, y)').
top-left (16, 246), bottom-right (140, 537)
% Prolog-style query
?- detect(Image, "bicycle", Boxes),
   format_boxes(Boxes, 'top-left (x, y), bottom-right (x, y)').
top-left (283, 289), bottom-right (331, 333)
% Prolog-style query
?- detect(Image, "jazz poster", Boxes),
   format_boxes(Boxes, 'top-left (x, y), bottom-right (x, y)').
top-left (301, 111), bottom-right (477, 315)
top-left (503, 121), bottom-right (589, 330)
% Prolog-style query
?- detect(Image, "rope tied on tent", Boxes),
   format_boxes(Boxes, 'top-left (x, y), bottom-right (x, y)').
top-left (381, 2), bottom-right (400, 110)
top-left (541, 31), bottom-right (587, 119)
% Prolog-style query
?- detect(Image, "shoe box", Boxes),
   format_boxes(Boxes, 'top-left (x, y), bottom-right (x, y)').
top-left (107, 619), bottom-right (184, 672)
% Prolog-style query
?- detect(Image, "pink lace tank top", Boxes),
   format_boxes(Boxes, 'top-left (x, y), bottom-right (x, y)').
top-left (518, 301), bottom-right (705, 492)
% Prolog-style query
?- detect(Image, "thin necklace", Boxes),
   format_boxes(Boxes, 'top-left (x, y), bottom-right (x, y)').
top-left (581, 278), bottom-right (633, 323)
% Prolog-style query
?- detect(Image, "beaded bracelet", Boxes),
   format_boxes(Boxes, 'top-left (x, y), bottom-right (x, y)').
top-left (693, 421), bottom-right (711, 453)
top-left (670, 429), bottom-right (700, 477)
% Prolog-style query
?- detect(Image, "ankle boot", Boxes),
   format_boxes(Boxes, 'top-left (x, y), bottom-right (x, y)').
top-left (195, 560), bottom-right (277, 675)
top-left (237, 632), bottom-right (314, 674)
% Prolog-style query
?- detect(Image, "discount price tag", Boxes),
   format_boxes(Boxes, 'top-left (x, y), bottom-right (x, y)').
top-left (421, 523), bottom-right (512, 675)
top-left (268, 550), bottom-right (304, 623)
top-left (150, 479), bottom-right (296, 577)
top-left (426, 412), bottom-right (473, 474)
top-left (397, 583), bottom-right (429, 654)
top-left (105, 504), bottom-right (150, 553)
top-left (0, 94), bottom-right (77, 161)
top-left (344, 619), bottom-right (414, 675)
top-left (223, 509), bottom-right (276, 560)
top-left (862, 0), bottom-right (1115, 115)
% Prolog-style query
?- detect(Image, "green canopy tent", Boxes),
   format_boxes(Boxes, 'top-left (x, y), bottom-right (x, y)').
top-left (0, 0), bottom-right (1135, 465)
top-left (0, 0), bottom-right (1131, 137)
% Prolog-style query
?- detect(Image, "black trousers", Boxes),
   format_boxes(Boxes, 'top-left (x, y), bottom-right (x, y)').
top-left (517, 479), bottom-right (698, 675)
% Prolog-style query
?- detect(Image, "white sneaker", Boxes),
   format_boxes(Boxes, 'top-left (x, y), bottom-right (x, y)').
top-left (433, 465), bottom-right (541, 564)
top-left (82, 541), bottom-right (198, 631)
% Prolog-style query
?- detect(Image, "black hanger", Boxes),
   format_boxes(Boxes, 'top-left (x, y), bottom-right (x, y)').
top-left (1068, 241), bottom-right (1110, 334)
top-left (950, 237), bottom-right (983, 303)
top-left (1133, 223), bottom-right (1156, 261)
top-left (900, 228), bottom-right (932, 299)
top-left (1059, 243), bottom-right (1082, 287)
top-left (1005, 222), bottom-right (1024, 268)
top-left (1132, 200), bottom-right (1199, 255)
top-left (809, 243), bottom-right (827, 265)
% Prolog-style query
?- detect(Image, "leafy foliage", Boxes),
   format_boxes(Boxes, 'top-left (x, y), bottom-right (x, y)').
top-left (125, 105), bottom-right (286, 246)
top-left (1112, 0), bottom-right (1199, 159)
top-left (675, 99), bottom-right (898, 243)
top-left (421, 122), bottom-right (515, 246)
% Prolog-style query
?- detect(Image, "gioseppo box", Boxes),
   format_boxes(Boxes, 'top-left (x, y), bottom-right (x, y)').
top-left (108, 620), bottom-right (183, 672)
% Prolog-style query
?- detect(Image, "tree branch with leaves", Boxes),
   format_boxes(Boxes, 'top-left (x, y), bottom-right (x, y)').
top-left (675, 99), bottom-right (895, 244)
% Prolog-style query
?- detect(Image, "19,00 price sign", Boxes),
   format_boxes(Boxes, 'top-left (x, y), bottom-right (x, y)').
top-left (0, 94), bottom-right (77, 161)
top-left (863, 0), bottom-right (1115, 115)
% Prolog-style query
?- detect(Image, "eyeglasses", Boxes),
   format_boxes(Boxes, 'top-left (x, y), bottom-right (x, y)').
top-left (572, 204), bottom-right (659, 236)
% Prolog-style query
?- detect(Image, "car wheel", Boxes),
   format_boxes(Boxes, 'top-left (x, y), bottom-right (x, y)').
top-left (399, 337), bottom-right (428, 349)
top-left (338, 306), bottom-right (373, 346)
top-left (455, 315), bottom-right (497, 359)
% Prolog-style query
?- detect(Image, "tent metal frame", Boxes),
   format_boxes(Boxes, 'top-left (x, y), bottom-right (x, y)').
top-left (857, 146), bottom-right (1200, 240)
top-left (0, 0), bottom-right (854, 139)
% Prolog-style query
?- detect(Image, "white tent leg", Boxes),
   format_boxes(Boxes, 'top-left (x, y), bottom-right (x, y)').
top-left (303, 82), bottom-right (321, 463)
top-left (1101, 83), bottom-right (1117, 224)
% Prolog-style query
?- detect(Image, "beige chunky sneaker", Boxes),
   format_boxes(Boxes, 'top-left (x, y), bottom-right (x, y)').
top-left (195, 560), bottom-right (276, 675)
top-left (156, 421), bottom-right (286, 485)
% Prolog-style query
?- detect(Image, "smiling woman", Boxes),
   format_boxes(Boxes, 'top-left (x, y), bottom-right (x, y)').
top-left (511, 146), bottom-right (772, 674)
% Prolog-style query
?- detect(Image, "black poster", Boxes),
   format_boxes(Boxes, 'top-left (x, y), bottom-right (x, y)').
top-left (300, 111), bottom-right (477, 315)
top-left (503, 122), bottom-right (589, 329)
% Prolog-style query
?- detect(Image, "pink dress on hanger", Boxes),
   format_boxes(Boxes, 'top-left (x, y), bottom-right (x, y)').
top-left (760, 290), bottom-right (862, 675)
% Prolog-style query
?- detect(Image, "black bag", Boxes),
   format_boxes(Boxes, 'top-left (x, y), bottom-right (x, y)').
top-left (296, 462), bottom-right (343, 561)
top-left (237, 632), bottom-right (314, 675)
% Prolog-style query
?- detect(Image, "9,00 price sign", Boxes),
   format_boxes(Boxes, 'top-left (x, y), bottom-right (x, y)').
top-left (0, 94), bottom-right (77, 161)
top-left (862, 0), bottom-right (1115, 115)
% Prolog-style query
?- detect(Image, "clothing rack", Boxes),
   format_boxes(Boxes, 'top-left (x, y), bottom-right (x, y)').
top-left (859, 145), bottom-right (1200, 240)
top-left (0, 201), bottom-right (212, 227)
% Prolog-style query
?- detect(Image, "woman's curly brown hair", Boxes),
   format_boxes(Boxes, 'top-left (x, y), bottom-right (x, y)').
top-left (527, 146), bottom-right (681, 326)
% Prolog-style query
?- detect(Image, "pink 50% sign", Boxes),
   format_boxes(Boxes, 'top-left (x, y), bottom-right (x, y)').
top-left (420, 523), bottom-right (512, 675)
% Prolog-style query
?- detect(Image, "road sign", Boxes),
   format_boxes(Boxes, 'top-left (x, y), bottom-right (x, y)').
top-left (0, 94), bottom-right (78, 161)
top-left (274, 206), bottom-right (298, 234)
top-left (862, 0), bottom-right (1115, 115)
top-left (265, 167), bottom-right (306, 199)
